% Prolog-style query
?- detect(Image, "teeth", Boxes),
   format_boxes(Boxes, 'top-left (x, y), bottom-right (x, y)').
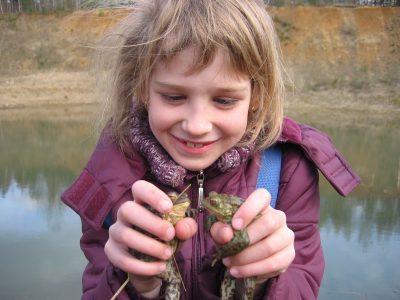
top-left (186, 142), bottom-right (203, 148)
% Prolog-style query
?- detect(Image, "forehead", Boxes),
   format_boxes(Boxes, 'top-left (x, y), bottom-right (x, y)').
top-left (152, 47), bottom-right (249, 86)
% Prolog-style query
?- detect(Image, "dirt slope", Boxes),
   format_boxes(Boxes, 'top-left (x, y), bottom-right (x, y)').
top-left (0, 7), bottom-right (399, 120)
top-left (272, 6), bottom-right (400, 89)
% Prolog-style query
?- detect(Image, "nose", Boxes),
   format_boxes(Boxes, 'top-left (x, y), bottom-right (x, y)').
top-left (182, 102), bottom-right (212, 136)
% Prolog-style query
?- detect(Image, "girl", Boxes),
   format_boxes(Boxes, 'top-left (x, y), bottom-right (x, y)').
top-left (62, 0), bottom-right (360, 299)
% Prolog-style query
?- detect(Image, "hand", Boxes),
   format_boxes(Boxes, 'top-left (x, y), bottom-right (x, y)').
top-left (104, 180), bottom-right (197, 293)
top-left (209, 188), bottom-right (295, 283)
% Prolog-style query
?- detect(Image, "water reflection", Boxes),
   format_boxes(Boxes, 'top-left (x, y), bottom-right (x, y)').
top-left (0, 120), bottom-right (94, 300)
top-left (0, 120), bottom-right (95, 202)
top-left (0, 113), bottom-right (399, 299)
top-left (288, 111), bottom-right (400, 299)
top-left (313, 120), bottom-right (400, 245)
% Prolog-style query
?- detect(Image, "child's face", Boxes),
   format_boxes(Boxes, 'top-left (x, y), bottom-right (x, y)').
top-left (147, 47), bottom-right (251, 171)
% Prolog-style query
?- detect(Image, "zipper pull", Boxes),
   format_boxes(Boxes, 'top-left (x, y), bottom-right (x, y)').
top-left (197, 170), bottom-right (204, 211)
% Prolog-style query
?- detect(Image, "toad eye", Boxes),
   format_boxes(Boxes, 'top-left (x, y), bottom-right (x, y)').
top-left (210, 197), bottom-right (218, 206)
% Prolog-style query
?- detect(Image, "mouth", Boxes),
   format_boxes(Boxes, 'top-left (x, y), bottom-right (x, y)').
top-left (185, 141), bottom-right (205, 148)
top-left (176, 137), bottom-right (215, 148)
top-left (174, 136), bottom-right (216, 154)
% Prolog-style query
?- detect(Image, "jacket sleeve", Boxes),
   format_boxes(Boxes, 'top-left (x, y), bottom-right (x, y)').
top-left (79, 219), bottom-right (131, 299)
top-left (265, 146), bottom-right (324, 300)
top-left (60, 131), bottom-right (159, 299)
top-left (61, 171), bottom-right (157, 300)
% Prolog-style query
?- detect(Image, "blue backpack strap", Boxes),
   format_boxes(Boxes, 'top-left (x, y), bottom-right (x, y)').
top-left (256, 146), bottom-right (282, 208)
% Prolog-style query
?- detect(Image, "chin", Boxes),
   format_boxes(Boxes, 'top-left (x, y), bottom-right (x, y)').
top-left (176, 158), bottom-right (215, 172)
top-left (180, 163), bottom-right (207, 172)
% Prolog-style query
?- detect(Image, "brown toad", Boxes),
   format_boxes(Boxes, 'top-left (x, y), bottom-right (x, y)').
top-left (122, 189), bottom-right (191, 300)
top-left (157, 190), bottom-right (191, 299)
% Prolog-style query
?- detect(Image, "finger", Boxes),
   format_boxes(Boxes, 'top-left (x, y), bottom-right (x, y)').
top-left (228, 244), bottom-right (295, 279)
top-left (245, 208), bottom-right (287, 245)
top-left (256, 270), bottom-right (282, 283)
top-left (131, 180), bottom-right (173, 213)
top-left (223, 225), bottom-right (294, 267)
top-left (118, 201), bottom-right (175, 241)
top-left (105, 240), bottom-right (167, 276)
top-left (231, 188), bottom-right (270, 230)
top-left (129, 275), bottom-right (162, 294)
top-left (209, 221), bottom-right (234, 245)
top-left (174, 217), bottom-right (198, 240)
top-left (109, 223), bottom-right (173, 260)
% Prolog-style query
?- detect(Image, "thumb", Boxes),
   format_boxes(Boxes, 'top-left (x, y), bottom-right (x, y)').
top-left (210, 221), bottom-right (234, 245)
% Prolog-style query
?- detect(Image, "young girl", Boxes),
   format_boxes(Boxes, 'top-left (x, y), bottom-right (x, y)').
top-left (62, 0), bottom-right (360, 299)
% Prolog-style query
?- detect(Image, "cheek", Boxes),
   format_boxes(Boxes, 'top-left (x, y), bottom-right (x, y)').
top-left (148, 108), bottom-right (168, 135)
top-left (148, 99), bottom-right (179, 135)
top-left (148, 95), bottom-right (166, 126)
top-left (220, 109), bottom-right (249, 138)
top-left (235, 118), bottom-right (249, 139)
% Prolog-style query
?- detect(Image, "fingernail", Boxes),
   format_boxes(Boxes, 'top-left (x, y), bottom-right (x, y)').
top-left (222, 224), bottom-right (231, 236)
top-left (160, 199), bottom-right (172, 212)
top-left (230, 268), bottom-right (239, 277)
top-left (166, 227), bottom-right (175, 241)
top-left (164, 247), bottom-right (173, 258)
top-left (159, 263), bottom-right (166, 272)
top-left (222, 257), bottom-right (231, 267)
top-left (232, 218), bottom-right (243, 230)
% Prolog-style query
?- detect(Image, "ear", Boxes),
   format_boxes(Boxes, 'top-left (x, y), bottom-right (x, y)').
top-left (249, 81), bottom-right (261, 112)
top-left (250, 98), bottom-right (259, 112)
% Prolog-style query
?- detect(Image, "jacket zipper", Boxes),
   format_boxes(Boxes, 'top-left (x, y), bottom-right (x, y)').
top-left (197, 170), bottom-right (204, 212)
top-left (191, 169), bottom-right (204, 299)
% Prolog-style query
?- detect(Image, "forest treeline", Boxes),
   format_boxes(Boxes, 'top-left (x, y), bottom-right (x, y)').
top-left (1, 0), bottom-right (399, 14)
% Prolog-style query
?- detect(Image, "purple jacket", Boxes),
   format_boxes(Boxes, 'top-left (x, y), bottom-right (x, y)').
top-left (61, 118), bottom-right (360, 300)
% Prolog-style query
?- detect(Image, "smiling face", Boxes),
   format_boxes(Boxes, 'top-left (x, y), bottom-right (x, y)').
top-left (147, 47), bottom-right (251, 171)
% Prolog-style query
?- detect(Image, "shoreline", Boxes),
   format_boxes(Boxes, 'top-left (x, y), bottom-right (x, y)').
top-left (1, 71), bottom-right (399, 126)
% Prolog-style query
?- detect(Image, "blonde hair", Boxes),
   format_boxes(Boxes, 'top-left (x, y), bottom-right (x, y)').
top-left (97, 0), bottom-right (285, 153)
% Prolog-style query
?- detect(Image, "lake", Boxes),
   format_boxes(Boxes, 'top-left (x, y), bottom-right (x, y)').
top-left (0, 110), bottom-right (399, 299)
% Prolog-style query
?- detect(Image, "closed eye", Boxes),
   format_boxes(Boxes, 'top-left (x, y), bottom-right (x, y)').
top-left (161, 94), bottom-right (186, 102)
top-left (214, 98), bottom-right (238, 107)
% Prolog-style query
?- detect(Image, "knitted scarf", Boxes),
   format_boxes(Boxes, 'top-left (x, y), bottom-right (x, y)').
top-left (129, 114), bottom-right (254, 187)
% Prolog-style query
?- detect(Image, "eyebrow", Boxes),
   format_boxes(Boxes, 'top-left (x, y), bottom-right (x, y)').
top-left (153, 80), bottom-right (249, 93)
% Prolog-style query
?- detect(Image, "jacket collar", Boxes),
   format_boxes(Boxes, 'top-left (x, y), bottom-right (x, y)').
top-left (280, 117), bottom-right (360, 196)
